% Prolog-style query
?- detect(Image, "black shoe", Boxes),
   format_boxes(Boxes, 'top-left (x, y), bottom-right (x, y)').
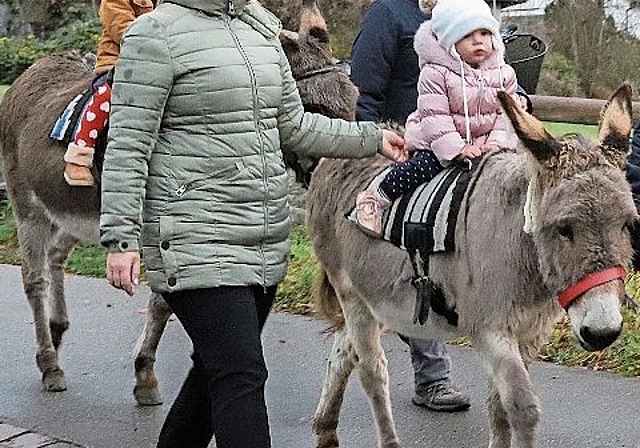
top-left (412, 384), bottom-right (470, 412)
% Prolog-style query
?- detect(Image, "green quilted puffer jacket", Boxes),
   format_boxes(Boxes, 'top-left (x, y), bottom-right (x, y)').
top-left (100, 0), bottom-right (382, 293)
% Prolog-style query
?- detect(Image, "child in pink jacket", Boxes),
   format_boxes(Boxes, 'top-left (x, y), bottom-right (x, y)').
top-left (356, 0), bottom-right (519, 234)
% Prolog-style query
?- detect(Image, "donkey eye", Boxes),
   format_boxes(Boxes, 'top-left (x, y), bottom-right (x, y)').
top-left (557, 224), bottom-right (574, 242)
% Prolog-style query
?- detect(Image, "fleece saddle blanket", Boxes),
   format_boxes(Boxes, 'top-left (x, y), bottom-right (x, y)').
top-left (50, 71), bottom-right (112, 145)
top-left (378, 162), bottom-right (474, 255)
top-left (50, 86), bottom-right (95, 144)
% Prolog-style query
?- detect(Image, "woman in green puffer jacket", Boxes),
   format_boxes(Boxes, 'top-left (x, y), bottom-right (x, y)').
top-left (99, 0), bottom-right (408, 447)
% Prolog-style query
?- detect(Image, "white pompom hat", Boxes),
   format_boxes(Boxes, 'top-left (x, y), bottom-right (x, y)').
top-left (427, 0), bottom-right (501, 56)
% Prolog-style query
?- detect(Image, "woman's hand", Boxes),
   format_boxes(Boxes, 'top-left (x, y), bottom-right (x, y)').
top-left (106, 251), bottom-right (141, 296)
top-left (380, 130), bottom-right (410, 162)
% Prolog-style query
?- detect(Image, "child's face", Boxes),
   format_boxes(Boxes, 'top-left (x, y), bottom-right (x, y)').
top-left (454, 29), bottom-right (494, 68)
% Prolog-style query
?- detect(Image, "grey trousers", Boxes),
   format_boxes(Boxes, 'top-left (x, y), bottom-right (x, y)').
top-left (398, 334), bottom-right (451, 393)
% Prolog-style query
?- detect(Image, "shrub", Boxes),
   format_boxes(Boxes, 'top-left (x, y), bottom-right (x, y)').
top-left (43, 17), bottom-right (100, 55)
top-left (0, 18), bottom-right (99, 84)
top-left (0, 35), bottom-right (46, 84)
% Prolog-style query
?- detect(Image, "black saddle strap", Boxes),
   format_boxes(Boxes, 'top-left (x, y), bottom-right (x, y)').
top-left (408, 249), bottom-right (459, 327)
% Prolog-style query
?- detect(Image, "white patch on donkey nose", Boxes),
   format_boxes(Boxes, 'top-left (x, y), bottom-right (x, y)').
top-left (568, 290), bottom-right (623, 347)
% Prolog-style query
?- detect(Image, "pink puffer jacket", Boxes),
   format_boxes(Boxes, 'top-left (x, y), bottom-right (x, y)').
top-left (404, 22), bottom-right (518, 164)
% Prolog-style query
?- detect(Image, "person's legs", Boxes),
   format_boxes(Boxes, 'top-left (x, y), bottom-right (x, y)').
top-left (398, 334), bottom-right (470, 412)
top-left (158, 285), bottom-right (276, 448)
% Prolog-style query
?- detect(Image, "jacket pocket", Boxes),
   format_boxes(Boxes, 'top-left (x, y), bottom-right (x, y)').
top-left (172, 160), bottom-right (248, 198)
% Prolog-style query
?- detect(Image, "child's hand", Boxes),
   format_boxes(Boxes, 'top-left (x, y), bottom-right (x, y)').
top-left (480, 144), bottom-right (499, 153)
top-left (459, 144), bottom-right (483, 159)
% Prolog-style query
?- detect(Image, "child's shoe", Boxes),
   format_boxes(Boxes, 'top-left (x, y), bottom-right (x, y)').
top-left (64, 143), bottom-right (95, 186)
top-left (355, 187), bottom-right (391, 235)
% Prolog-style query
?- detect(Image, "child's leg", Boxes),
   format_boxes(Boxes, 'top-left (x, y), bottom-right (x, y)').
top-left (64, 80), bottom-right (112, 186)
top-left (355, 151), bottom-right (442, 235)
top-left (378, 150), bottom-right (442, 202)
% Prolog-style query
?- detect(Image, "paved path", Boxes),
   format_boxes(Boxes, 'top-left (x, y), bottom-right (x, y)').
top-left (1, 264), bottom-right (639, 448)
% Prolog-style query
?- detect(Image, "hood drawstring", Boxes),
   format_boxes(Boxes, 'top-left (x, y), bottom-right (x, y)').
top-left (455, 40), bottom-right (506, 147)
top-left (457, 55), bottom-right (472, 145)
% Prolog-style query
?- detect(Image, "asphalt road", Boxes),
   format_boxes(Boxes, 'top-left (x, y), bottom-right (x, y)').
top-left (1, 264), bottom-right (639, 448)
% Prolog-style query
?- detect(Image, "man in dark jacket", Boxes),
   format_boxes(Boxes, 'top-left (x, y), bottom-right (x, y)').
top-left (626, 122), bottom-right (640, 270)
top-left (350, 0), bottom-right (470, 413)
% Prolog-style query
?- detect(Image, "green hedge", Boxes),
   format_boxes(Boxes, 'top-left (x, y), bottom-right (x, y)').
top-left (0, 18), bottom-right (100, 84)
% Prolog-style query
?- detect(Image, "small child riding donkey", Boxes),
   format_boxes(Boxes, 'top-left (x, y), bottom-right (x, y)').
top-left (63, 0), bottom-right (155, 186)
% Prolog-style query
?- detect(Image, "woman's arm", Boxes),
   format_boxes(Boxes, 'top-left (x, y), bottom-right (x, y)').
top-left (100, 14), bottom-right (173, 254)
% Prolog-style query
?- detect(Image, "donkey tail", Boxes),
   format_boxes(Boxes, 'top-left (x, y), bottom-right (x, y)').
top-left (312, 267), bottom-right (345, 330)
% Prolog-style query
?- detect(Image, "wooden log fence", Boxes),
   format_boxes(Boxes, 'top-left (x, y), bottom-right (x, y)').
top-left (531, 95), bottom-right (640, 125)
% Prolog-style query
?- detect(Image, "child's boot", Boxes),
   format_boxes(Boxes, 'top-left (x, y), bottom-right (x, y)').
top-left (355, 186), bottom-right (391, 235)
top-left (64, 143), bottom-right (95, 186)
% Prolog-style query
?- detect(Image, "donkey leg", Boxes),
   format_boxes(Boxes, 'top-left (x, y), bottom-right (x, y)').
top-left (133, 292), bottom-right (171, 406)
top-left (312, 328), bottom-right (357, 448)
top-left (480, 334), bottom-right (540, 448)
top-left (47, 229), bottom-right (78, 351)
top-left (17, 214), bottom-right (66, 391)
top-left (345, 299), bottom-right (403, 448)
top-left (487, 380), bottom-right (511, 448)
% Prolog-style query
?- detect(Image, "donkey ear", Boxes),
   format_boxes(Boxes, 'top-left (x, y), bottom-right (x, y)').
top-left (299, 0), bottom-right (328, 40)
top-left (497, 91), bottom-right (560, 163)
top-left (279, 30), bottom-right (301, 54)
top-left (598, 83), bottom-right (633, 168)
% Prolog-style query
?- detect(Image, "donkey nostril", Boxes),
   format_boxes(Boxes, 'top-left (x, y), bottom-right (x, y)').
top-left (580, 325), bottom-right (622, 351)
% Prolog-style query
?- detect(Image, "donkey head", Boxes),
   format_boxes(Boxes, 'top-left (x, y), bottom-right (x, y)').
top-left (279, 0), bottom-right (358, 186)
top-left (499, 85), bottom-right (637, 351)
top-left (279, 0), bottom-right (357, 121)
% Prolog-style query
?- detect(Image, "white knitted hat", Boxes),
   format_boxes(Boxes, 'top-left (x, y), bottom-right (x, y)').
top-left (429, 0), bottom-right (500, 55)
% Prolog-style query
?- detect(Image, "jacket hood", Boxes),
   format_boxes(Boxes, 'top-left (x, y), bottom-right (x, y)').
top-left (165, 0), bottom-right (248, 16)
top-left (414, 21), bottom-right (504, 73)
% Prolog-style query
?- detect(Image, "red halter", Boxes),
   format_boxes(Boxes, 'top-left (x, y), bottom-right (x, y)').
top-left (557, 265), bottom-right (627, 310)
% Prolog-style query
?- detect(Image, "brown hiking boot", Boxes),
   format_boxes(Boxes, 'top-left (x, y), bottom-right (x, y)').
top-left (412, 384), bottom-right (470, 412)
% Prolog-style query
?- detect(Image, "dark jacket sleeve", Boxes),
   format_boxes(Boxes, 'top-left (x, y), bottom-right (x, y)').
top-left (626, 122), bottom-right (640, 209)
top-left (350, 1), bottom-right (399, 122)
top-left (625, 122), bottom-right (640, 270)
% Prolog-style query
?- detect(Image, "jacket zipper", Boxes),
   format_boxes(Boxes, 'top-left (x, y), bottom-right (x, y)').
top-left (174, 164), bottom-right (240, 197)
top-left (225, 15), bottom-right (268, 286)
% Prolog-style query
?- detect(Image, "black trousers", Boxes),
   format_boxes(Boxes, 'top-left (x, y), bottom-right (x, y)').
top-left (157, 285), bottom-right (276, 448)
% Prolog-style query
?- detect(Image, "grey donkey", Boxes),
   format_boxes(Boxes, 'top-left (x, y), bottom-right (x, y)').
top-left (0, 0), bottom-right (352, 404)
top-left (305, 85), bottom-right (636, 448)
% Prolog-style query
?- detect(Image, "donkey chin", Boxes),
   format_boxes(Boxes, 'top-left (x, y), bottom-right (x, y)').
top-left (566, 282), bottom-right (624, 351)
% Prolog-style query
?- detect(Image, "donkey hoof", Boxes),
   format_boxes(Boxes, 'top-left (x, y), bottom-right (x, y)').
top-left (134, 385), bottom-right (163, 406)
top-left (42, 369), bottom-right (66, 392)
top-left (315, 434), bottom-right (339, 448)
